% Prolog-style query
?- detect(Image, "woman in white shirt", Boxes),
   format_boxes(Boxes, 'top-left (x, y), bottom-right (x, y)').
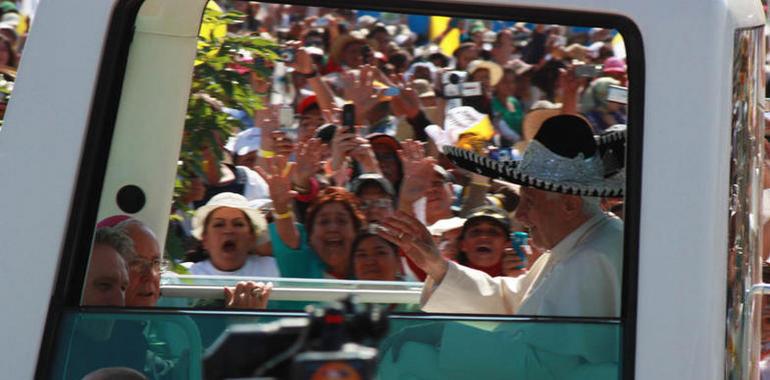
top-left (188, 192), bottom-right (280, 307)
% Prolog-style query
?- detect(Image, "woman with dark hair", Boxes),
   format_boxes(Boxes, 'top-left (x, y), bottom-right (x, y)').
top-left (491, 66), bottom-right (525, 143)
top-left (351, 228), bottom-right (403, 281)
top-left (257, 156), bottom-right (366, 279)
top-left (189, 192), bottom-right (278, 277)
top-left (185, 192), bottom-right (277, 308)
top-left (454, 206), bottom-right (512, 277)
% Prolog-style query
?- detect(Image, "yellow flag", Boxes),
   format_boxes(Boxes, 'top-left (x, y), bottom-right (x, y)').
top-left (195, 1), bottom-right (227, 66)
top-left (444, 106), bottom-right (495, 152)
top-left (457, 115), bottom-right (494, 152)
top-left (430, 16), bottom-right (460, 56)
top-left (611, 33), bottom-right (626, 59)
top-left (198, 1), bottom-right (227, 41)
top-left (16, 15), bottom-right (27, 36)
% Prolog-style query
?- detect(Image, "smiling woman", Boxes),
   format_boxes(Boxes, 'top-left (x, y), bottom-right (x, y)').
top-left (352, 229), bottom-right (402, 281)
top-left (456, 205), bottom-right (512, 277)
top-left (267, 186), bottom-right (367, 279)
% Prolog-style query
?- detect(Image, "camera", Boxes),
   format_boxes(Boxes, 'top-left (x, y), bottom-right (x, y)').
top-left (606, 84), bottom-right (628, 105)
top-left (441, 71), bottom-right (482, 98)
top-left (203, 297), bottom-right (388, 380)
top-left (441, 71), bottom-right (483, 111)
top-left (574, 64), bottom-right (603, 78)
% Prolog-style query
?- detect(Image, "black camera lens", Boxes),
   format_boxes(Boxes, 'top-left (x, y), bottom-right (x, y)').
top-left (449, 73), bottom-right (460, 84)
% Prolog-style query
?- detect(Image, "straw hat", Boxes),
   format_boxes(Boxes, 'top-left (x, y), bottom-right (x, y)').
top-left (191, 192), bottom-right (267, 240)
top-left (521, 100), bottom-right (562, 140)
top-left (467, 60), bottom-right (503, 87)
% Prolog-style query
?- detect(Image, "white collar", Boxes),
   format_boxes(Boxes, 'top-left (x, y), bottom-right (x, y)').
top-left (549, 213), bottom-right (609, 261)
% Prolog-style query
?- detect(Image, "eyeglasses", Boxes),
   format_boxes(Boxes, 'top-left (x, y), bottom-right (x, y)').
top-left (359, 199), bottom-right (393, 210)
top-left (128, 257), bottom-right (168, 274)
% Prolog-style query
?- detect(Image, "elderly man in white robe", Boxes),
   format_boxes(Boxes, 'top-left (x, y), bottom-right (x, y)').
top-left (376, 115), bottom-right (626, 379)
top-left (380, 114), bottom-right (625, 317)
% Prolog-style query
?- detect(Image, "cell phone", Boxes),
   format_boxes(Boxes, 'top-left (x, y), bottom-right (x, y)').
top-left (314, 17), bottom-right (329, 27)
top-left (342, 103), bottom-right (356, 133)
top-left (606, 84), bottom-right (628, 105)
top-left (383, 87), bottom-right (401, 97)
top-left (510, 231), bottom-right (529, 270)
top-left (575, 64), bottom-right (603, 78)
top-left (360, 45), bottom-right (372, 63)
top-left (278, 105), bottom-right (294, 129)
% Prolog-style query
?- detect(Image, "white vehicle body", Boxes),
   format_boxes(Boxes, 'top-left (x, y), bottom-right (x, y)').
top-left (0, 0), bottom-right (765, 378)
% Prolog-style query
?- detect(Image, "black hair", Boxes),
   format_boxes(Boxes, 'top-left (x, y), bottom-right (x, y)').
top-left (349, 228), bottom-right (401, 280)
top-left (456, 217), bottom-right (510, 266)
top-left (351, 229), bottom-right (398, 257)
top-left (531, 59), bottom-right (566, 100)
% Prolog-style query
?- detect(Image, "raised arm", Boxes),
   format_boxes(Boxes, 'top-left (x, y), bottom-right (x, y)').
top-left (377, 211), bottom-right (449, 283)
top-left (396, 140), bottom-right (436, 214)
top-left (255, 156), bottom-right (300, 249)
top-left (290, 43), bottom-right (337, 116)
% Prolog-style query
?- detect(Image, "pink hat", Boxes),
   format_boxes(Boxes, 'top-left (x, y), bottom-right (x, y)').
top-left (602, 57), bottom-right (626, 74)
top-left (96, 215), bottom-right (132, 228)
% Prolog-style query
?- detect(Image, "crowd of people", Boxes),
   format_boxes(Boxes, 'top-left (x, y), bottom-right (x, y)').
top-left (83, 2), bottom-right (632, 312)
top-left (44, 1), bottom-right (770, 378)
top-left (72, 1), bottom-right (636, 377)
top-left (0, 1), bottom-right (23, 124)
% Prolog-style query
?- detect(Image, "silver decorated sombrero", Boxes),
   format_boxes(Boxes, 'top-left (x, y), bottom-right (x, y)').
top-left (444, 115), bottom-right (625, 198)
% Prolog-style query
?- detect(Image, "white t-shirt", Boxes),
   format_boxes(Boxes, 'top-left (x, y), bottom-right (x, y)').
top-left (240, 165), bottom-right (270, 201)
top-left (189, 255), bottom-right (280, 277)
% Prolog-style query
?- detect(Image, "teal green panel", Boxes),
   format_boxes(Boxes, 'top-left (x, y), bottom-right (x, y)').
top-left (50, 311), bottom-right (620, 380)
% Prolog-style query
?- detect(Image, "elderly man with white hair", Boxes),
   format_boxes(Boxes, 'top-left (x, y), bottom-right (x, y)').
top-left (379, 114), bottom-right (625, 318)
top-left (377, 114), bottom-right (626, 379)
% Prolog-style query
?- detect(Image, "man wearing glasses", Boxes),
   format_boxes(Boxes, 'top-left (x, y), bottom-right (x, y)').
top-left (351, 173), bottom-right (396, 225)
top-left (115, 219), bottom-right (164, 308)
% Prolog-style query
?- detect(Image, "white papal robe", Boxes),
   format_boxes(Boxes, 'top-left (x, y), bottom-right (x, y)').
top-left (421, 212), bottom-right (624, 318)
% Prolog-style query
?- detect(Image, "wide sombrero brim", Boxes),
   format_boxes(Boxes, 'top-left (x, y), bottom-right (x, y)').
top-left (443, 124), bottom-right (627, 198)
top-left (443, 145), bottom-right (625, 197)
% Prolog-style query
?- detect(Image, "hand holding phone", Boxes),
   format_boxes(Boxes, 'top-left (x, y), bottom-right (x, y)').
top-left (574, 64), bottom-right (603, 78)
top-left (342, 103), bottom-right (356, 133)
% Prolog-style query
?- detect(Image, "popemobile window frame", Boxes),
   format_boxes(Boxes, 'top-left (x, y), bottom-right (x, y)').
top-left (34, 0), bottom-right (645, 378)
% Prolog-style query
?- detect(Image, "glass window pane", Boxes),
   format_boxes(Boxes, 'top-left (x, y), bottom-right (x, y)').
top-left (81, 0), bottom-right (638, 321)
top-left (726, 25), bottom-right (765, 378)
top-left (50, 310), bottom-right (620, 379)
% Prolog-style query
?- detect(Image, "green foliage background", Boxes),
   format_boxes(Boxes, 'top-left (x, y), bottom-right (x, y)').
top-left (167, 6), bottom-right (277, 264)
